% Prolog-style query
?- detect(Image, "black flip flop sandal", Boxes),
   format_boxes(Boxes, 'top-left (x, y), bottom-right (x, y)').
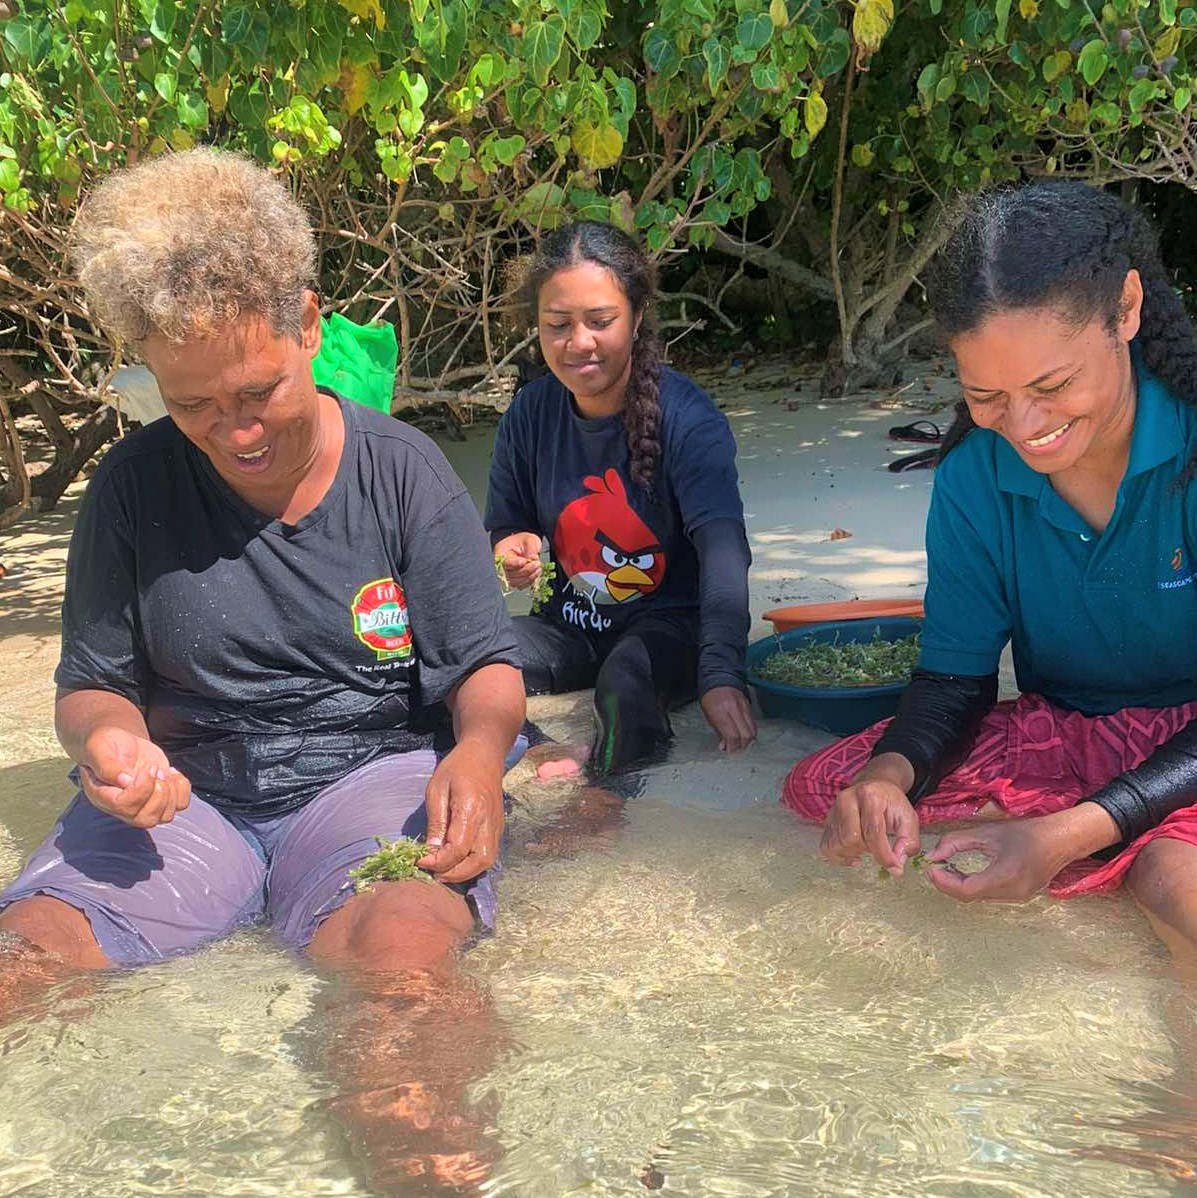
top-left (887, 420), bottom-right (942, 443)
top-left (887, 447), bottom-right (938, 472)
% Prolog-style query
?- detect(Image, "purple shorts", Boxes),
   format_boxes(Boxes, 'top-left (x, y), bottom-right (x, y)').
top-left (0, 751), bottom-right (498, 967)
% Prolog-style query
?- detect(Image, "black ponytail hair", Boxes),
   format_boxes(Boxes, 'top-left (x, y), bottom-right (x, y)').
top-left (520, 220), bottom-right (662, 488)
top-left (926, 181), bottom-right (1197, 458)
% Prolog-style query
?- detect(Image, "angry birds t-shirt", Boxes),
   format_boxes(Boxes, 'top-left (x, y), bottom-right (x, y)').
top-left (485, 366), bottom-right (744, 640)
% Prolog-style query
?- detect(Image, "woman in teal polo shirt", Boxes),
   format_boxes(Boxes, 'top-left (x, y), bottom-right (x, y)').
top-left (782, 181), bottom-right (1197, 960)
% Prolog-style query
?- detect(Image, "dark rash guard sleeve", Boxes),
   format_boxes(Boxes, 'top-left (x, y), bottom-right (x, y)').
top-left (871, 668), bottom-right (998, 802)
top-left (691, 518), bottom-right (751, 694)
top-left (1085, 719), bottom-right (1197, 845)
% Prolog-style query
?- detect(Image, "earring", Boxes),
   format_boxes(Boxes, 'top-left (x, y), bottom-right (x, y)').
top-left (633, 329), bottom-right (640, 342)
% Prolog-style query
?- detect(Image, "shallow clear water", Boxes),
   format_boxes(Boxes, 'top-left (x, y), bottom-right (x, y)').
top-left (0, 707), bottom-right (1194, 1197)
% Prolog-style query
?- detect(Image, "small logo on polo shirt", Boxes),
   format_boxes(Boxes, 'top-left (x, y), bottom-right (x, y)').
top-left (351, 578), bottom-right (413, 660)
top-left (1160, 548), bottom-right (1196, 591)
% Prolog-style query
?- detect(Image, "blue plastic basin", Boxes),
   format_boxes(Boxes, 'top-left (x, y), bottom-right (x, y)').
top-left (746, 616), bottom-right (922, 736)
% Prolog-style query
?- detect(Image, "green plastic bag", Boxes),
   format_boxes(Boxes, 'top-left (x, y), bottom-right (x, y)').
top-left (311, 312), bottom-right (398, 414)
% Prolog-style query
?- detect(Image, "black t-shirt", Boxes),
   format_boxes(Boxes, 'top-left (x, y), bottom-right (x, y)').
top-left (56, 395), bottom-right (519, 817)
top-left (485, 366), bottom-right (745, 640)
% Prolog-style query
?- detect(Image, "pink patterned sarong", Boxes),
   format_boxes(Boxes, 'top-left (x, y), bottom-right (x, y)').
top-left (780, 694), bottom-right (1197, 897)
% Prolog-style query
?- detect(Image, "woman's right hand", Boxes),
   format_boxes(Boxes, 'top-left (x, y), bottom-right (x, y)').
top-left (494, 531), bottom-right (544, 591)
top-left (820, 754), bottom-right (922, 876)
top-left (79, 725), bottom-right (191, 829)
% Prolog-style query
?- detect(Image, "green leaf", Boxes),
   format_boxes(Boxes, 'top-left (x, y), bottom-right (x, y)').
top-left (817, 27), bottom-right (851, 78)
top-left (1175, 87), bottom-right (1192, 113)
top-left (995, 0), bottom-right (1011, 41)
top-left (703, 36), bottom-right (730, 90)
top-left (154, 72), bottom-right (176, 103)
top-left (850, 142), bottom-right (875, 166)
top-left (3, 17), bottom-right (48, 63)
top-left (515, 181), bottom-right (567, 229)
top-left (150, 1), bottom-right (177, 43)
top-left (566, 1), bottom-right (603, 51)
top-left (1161, 0), bottom-right (1177, 24)
top-left (736, 12), bottom-right (773, 52)
top-left (1077, 39), bottom-right (1108, 86)
top-left (525, 16), bottom-right (566, 87)
top-left (646, 224), bottom-right (670, 253)
top-left (916, 62), bottom-right (939, 107)
top-left (644, 26), bottom-right (683, 78)
top-left (221, 6), bottom-right (251, 44)
top-left (1091, 100), bottom-right (1121, 127)
top-left (1128, 77), bottom-right (1162, 113)
top-left (0, 159), bottom-right (20, 192)
top-left (751, 60), bottom-right (780, 91)
top-left (960, 70), bottom-right (990, 106)
top-left (491, 134), bottom-right (525, 166)
top-left (176, 91), bottom-right (208, 129)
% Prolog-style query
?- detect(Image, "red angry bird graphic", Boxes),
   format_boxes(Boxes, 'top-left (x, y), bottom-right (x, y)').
top-left (553, 468), bottom-right (666, 606)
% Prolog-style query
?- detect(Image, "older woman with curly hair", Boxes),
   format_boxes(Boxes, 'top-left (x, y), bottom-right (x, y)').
top-left (0, 148), bottom-right (524, 1186)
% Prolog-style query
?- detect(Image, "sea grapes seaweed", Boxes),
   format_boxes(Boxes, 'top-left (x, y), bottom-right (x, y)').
top-left (877, 850), bottom-right (929, 880)
top-left (494, 552), bottom-right (558, 615)
top-left (757, 632), bottom-right (920, 688)
top-left (349, 837), bottom-right (434, 893)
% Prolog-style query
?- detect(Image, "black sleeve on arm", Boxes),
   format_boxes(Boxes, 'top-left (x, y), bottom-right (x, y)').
top-left (1085, 719), bottom-right (1197, 845)
top-left (871, 668), bottom-right (998, 802)
top-left (691, 517), bottom-right (751, 694)
top-left (483, 406), bottom-right (540, 547)
top-left (55, 471), bottom-right (150, 709)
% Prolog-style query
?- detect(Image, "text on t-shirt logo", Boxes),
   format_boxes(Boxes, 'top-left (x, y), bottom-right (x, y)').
top-left (351, 577), bottom-right (413, 660)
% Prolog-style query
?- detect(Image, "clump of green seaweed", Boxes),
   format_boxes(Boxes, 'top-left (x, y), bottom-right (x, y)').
top-left (757, 632), bottom-right (920, 688)
top-left (494, 552), bottom-right (558, 615)
top-left (877, 850), bottom-right (929, 880)
top-left (350, 837), bottom-right (433, 893)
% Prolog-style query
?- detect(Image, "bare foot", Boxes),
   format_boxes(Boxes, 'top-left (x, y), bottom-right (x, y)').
top-left (523, 742), bottom-right (590, 781)
top-left (522, 786), bottom-right (625, 857)
top-left (536, 757), bottom-right (583, 780)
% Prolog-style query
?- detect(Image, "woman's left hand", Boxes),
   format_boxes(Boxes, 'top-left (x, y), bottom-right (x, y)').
top-left (924, 812), bottom-right (1077, 902)
top-left (418, 740), bottom-right (505, 884)
top-left (700, 686), bottom-right (757, 754)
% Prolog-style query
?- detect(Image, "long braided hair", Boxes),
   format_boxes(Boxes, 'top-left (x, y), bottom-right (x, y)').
top-left (521, 220), bottom-right (663, 488)
top-left (926, 182), bottom-right (1197, 460)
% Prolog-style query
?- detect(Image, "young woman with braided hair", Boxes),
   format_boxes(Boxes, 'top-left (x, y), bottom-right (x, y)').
top-left (782, 181), bottom-right (1197, 959)
top-left (487, 220), bottom-right (756, 776)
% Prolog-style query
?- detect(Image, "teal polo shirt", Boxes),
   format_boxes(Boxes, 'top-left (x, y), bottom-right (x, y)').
top-left (921, 370), bottom-right (1197, 715)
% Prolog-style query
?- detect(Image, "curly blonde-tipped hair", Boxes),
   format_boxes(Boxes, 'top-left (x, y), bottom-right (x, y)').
top-left (70, 148), bottom-right (317, 344)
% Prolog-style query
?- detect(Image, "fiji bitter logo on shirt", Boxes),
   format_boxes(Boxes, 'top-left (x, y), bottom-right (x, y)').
top-left (351, 578), bottom-right (413, 660)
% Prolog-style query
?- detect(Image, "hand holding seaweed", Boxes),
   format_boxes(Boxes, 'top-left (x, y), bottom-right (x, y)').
top-left (349, 836), bottom-right (434, 893)
top-left (494, 551), bottom-right (557, 614)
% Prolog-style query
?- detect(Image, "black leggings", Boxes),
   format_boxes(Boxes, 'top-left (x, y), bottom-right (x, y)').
top-left (512, 609), bottom-right (700, 775)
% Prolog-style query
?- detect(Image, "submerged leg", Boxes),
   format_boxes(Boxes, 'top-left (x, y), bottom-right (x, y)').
top-left (309, 880), bottom-right (504, 1193)
top-left (1127, 837), bottom-right (1197, 980)
top-left (0, 895), bottom-right (109, 1022)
